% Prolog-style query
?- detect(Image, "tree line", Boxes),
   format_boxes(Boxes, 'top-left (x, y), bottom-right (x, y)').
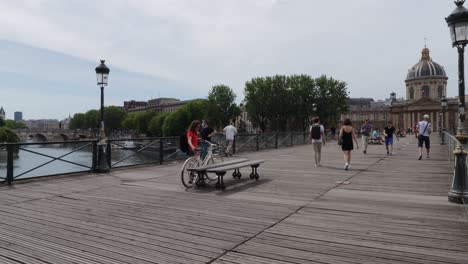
top-left (69, 74), bottom-right (349, 137)
top-left (0, 119), bottom-right (24, 143)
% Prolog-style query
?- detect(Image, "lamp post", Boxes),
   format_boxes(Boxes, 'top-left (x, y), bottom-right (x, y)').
top-left (446, 0), bottom-right (468, 140)
top-left (441, 96), bottom-right (447, 145)
top-left (94, 60), bottom-right (110, 173)
top-left (446, 1), bottom-right (468, 203)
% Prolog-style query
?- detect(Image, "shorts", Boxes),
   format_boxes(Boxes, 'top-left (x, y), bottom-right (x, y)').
top-left (385, 137), bottom-right (393, 145)
top-left (418, 135), bottom-right (430, 148)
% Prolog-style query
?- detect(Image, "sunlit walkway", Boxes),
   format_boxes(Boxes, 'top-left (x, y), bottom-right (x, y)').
top-left (0, 136), bottom-right (466, 263)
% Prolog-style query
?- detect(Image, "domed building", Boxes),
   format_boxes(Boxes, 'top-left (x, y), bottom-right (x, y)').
top-left (390, 47), bottom-right (458, 133)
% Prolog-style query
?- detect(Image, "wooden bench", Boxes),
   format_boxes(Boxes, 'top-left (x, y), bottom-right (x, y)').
top-left (187, 159), bottom-right (264, 190)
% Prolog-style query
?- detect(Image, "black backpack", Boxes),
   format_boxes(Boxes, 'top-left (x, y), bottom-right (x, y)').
top-left (179, 132), bottom-right (189, 153)
top-left (311, 124), bottom-right (321, 140)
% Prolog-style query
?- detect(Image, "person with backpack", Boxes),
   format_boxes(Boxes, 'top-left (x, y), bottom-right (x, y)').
top-left (185, 120), bottom-right (201, 156)
top-left (309, 117), bottom-right (326, 167)
top-left (416, 114), bottom-right (432, 160)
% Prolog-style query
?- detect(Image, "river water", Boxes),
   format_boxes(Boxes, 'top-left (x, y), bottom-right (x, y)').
top-left (0, 142), bottom-right (177, 180)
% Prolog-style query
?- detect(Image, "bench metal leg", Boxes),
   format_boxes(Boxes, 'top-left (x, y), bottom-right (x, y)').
top-left (215, 172), bottom-right (226, 190)
top-left (249, 164), bottom-right (260, 180)
top-left (232, 168), bottom-right (242, 179)
top-left (194, 172), bottom-right (206, 188)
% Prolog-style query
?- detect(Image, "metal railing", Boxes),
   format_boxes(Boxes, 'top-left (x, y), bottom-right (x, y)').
top-left (442, 131), bottom-right (468, 218)
top-left (0, 131), bottom-right (309, 184)
top-left (0, 140), bottom-right (96, 184)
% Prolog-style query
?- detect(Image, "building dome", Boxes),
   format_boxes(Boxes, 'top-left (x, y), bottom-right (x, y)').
top-left (406, 48), bottom-right (447, 80)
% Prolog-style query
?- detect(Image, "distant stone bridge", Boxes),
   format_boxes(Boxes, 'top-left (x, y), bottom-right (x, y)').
top-left (13, 129), bottom-right (96, 142)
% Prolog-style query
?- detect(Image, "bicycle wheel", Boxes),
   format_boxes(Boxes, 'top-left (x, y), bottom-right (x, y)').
top-left (181, 157), bottom-right (200, 188)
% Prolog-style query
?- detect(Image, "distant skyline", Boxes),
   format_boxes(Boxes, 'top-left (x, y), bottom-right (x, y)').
top-left (0, 0), bottom-right (464, 119)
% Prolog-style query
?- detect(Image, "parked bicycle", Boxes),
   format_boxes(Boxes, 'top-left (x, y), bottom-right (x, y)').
top-left (181, 140), bottom-right (224, 188)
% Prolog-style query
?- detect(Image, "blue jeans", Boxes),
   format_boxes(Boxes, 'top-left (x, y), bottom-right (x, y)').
top-left (201, 141), bottom-right (209, 160)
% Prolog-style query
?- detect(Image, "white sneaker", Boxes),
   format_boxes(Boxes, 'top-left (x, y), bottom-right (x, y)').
top-left (344, 163), bottom-right (349, 170)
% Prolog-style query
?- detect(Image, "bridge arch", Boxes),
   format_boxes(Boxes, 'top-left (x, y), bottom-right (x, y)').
top-left (28, 133), bottom-right (47, 142)
top-left (51, 134), bottom-right (69, 141)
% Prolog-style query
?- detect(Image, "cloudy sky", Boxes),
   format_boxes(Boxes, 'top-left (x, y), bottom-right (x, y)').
top-left (0, 0), bottom-right (461, 120)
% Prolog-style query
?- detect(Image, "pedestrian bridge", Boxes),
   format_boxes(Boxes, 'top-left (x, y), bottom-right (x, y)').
top-left (0, 136), bottom-right (466, 263)
top-left (13, 128), bottom-right (94, 142)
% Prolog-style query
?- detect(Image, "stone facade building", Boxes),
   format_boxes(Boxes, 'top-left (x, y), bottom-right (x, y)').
top-left (391, 47), bottom-right (458, 132)
top-left (126, 97), bottom-right (203, 114)
top-left (342, 47), bottom-right (460, 133)
top-left (0, 107), bottom-right (5, 120)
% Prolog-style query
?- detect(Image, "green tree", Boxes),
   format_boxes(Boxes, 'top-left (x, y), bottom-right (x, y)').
top-left (162, 100), bottom-right (207, 136)
top-left (287, 75), bottom-right (316, 130)
top-left (103, 106), bottom-right (127, 132)
top-left (244, 77), bottom-right (273, 132)
top-left (148, 112), bottom-right (170, 137)
top-left (0, 119), bottom-right (5, 127)
top-left (4, 120), bottom-right (28, 129)
top-left (206, 85), bottom-right (241, 128)
top-left (122, 112), bottom-right (138, 130)
top-left (134, 111), bottom-right (158, 135)
top-left (0, 127), bottom-right (19, 143)
top-left (244, 74), bottom-right (349, 131)
top-left (69, 113), bottom-right (86, 129)
top-left (84, 110), bottom-right (100, 129)
top-left (313, 75), bottom-right (349, 126)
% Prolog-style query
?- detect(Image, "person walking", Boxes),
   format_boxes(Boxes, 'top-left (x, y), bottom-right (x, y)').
top-left (339, 118), bottom-right (359, 170)
top-left (416, 114), bottom-right (432, 160)
top-left (186, 120), bottom-right (201, 156)
top-left (360, 119), bottom-right (372, 154)
top-left (308, 117), bottom-right (326, 167)
top-left (200, 120), bottom-right (216, 160)
top-left (223, 121), bottom-right (237, 156)
top-left (383, 121), bottom-right (396, 156)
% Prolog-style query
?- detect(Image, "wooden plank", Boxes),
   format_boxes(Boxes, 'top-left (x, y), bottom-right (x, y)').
top-left (206, 160), bottom-right (265, 172)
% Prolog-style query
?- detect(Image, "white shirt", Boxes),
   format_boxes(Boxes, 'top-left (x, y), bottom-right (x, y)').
top-left (223, 125), bottom-right (237, 140)
top-left (309, 124), bottom-right (325, 143)
top-left (417, 121), bottom-right (431, 137)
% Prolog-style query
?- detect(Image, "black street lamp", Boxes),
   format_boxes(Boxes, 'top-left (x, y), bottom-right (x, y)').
top-left (94, 60), bottom-right (110, 173)
top-left (441, 96), bottom-right (447, 145)
top-left (446, 0), bottom-right (468, 139)
top-left (446, 1), bottom-right (468, 203)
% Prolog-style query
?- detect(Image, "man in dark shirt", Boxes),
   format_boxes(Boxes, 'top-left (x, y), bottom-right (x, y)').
top-left (360, 119), bottom-right (372, 154)
top-left (384, 121), bottom-right (396, 156)
top-left (200, 120), bottom-right (216, 160)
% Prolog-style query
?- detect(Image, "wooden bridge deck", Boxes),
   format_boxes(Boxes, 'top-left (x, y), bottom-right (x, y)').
top-left (0, 136), bottom-right (466, 263)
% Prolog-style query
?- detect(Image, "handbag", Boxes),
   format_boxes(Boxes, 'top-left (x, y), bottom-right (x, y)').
top-left (338, 136), bottom-right (343, 145)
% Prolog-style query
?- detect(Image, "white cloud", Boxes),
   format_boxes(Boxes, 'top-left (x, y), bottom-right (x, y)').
top-left (0, 0), bottom-right (462, 115)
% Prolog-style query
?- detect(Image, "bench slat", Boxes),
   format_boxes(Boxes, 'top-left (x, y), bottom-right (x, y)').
top-left (206, 160), bottom-right (264, 173)
top-left (186, 158), bottom-right (249, 172)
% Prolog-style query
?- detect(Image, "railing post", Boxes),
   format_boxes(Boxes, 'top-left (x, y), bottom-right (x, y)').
top-left (159, 138), bottom-right (164, 164)
top-left (256, 134), bottom-right (259, 151)
top-left (275, 133), bottom-right (278, 149)
top-left (448, 145), bottom-right (468, 203)
top-left (290, 133), bottom-right (294, 146)
top-left (441, 129), bottom-right (446, 145)
top-left (6, 145), bottom-right (14, 185)
top-left (233, 136), bottom-right (236, 154)
top-left (106, 141), bottom-right (112, 169)
top-left (91, 141), bottom-right (98, 172)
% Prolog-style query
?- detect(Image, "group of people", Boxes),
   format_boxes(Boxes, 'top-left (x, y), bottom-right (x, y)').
top-left (308, 115), bottom-right (432, 170)
top-left (185, 120), bottom-right (238, 158)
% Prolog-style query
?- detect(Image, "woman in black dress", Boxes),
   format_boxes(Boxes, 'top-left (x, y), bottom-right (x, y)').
top-left (339, 118), bottom-right (359, 170)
